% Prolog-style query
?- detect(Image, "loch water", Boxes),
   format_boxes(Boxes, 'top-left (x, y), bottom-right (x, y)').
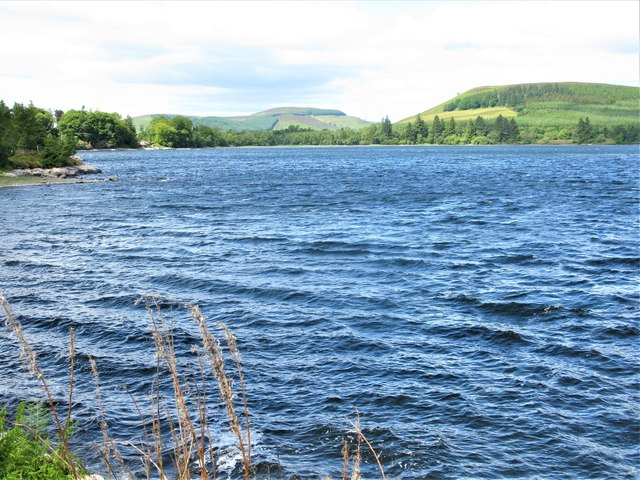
top-left (0, 145), bottom-right (638, 479)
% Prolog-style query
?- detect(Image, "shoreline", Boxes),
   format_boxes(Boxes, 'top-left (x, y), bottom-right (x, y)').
top-left (75, 142), bottom-right (632, 153)
top-left (0, 176), bottom-right (108, 188)
top-left (0, 162), bottom-right (115, 188)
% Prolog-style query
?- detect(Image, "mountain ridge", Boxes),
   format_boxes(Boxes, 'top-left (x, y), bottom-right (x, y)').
top-left (133, 107), bottom-right (371, 132)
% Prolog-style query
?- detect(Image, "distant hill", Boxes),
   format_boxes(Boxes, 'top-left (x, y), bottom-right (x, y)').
top-left (398, 82), bottom-right (640, 127)
top-left (133, 107), bottom-right (372, 132)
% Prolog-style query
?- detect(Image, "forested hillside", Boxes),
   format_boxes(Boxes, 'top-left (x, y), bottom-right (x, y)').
top-left (397, 82), bottom-right (639, 144)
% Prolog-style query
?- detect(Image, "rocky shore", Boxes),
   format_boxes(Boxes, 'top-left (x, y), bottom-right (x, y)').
top-left (0, 162), bottom-right (117, 187)
top-left (6, 162), bottom-right (102, 179)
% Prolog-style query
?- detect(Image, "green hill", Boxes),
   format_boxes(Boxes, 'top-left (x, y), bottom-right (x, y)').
top-left (398, 82), bottom-right (640, 127)
top-left (133, 107), bottom-right (372, 132)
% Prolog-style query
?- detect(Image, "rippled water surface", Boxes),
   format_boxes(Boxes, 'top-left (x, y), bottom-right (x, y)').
top-left (1, 146), bottom-right (639, 478)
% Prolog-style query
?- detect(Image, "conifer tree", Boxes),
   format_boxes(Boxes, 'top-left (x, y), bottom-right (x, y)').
top-left (431, 115), bottom-right (444, 144)
top-left (415, 114), bottom-right (428, 140)
top-left (380, 115), bottom-right (392, 138)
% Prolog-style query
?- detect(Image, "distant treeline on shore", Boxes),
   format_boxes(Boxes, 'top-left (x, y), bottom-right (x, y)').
top-left (131, 111), bottom-right (640, 148)
top-left (1, 99), bottom-right (639, 170)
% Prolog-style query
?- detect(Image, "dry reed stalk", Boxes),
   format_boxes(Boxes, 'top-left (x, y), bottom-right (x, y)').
top-left (120, 441), bottom-right (165, 479)
top-left (351, 415), bottom-right (362, 480)
top-left (88, 356), bottom-right (115, 479)
top-left (191, 305), bottom-right (252, 480)
top-left (140, 296), bottom-right (228, 479)
top-left (347, 414), bottom-right (386, 480)
top-left (66, 327), bottom-right (75, 430)
top-left (145, 300), bottom-right (202, 479)
top-left (125, 388), bottom-right (154, 479)
top-left (342, 438), bottom-right (349, 480)
top-left (0, 291), bottom-right (79, 479)
top-left (150, 359), bottom-right (165, 476)
top-left (88, 356), bottom-right (136, 480)
top-left (218, 321), bottom-right (252, 466)
top-left (194, 349), bottom-right (217, 480)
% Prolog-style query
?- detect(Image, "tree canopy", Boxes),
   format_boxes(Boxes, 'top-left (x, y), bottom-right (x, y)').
top-left (58, 109), bottom-right (138, 149)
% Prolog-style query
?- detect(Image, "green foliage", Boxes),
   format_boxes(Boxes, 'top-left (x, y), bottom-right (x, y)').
top-left (443, 83), bottom-right (639, 113)
top-left (41, 134), bottom-right (78, 168)
top-left (0, 101), bottom-right (12, 167)
top-left (405, 82), bottom-right (639, 132)
top-left (380, 116), bottom-right (392, 138)
top-left (7, 103), bottom-right (54, 151)
top-left (144, 116), bottom-right (195, 147)
top-left (236, 114), bottom-right (279, 131)
top-left (0, 402), bottom-right (85, 479)
top-left (58, 109), bottom-right (138, 149)
top-left (0, 101), bottom-right (78, 169)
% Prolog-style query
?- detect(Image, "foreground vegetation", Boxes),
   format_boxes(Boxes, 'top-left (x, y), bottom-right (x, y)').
top-left (0, 292), bottom-right (386, 479)
top-left (0, 402), bottom-right (88, 479)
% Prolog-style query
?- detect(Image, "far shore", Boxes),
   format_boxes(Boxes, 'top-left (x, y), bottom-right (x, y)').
top-left (75, 141), bottom-right (618, 153)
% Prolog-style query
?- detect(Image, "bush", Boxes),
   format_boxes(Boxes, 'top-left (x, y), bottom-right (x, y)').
top-left (41, 134), bottom-right (77, 168)
top-left (0, 402), bottom-right (86, 479)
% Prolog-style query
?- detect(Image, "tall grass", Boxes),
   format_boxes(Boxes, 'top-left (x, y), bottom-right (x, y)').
top-left (0, 291), bottom-right (386, 479)
top-left (0, 293), bottom-right (80, 478)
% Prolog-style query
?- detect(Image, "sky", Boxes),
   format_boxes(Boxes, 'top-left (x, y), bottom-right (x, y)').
top-left (0, 1), bottom-right (638, 122)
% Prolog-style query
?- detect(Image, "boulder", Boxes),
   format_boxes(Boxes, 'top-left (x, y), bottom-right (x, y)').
top-left (73, 164), bottom-right (102, 175)
top-left (49, 168), bottom-right (71, 178)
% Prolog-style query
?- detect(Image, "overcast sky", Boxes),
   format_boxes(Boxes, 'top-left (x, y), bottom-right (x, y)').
top-left (0, 1), bottom-right (638, 121)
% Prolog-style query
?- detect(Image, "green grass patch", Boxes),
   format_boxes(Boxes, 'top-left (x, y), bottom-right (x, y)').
top-left (400, 106), bottom-right (517, 124)
top-left (273, 115), bottom-right (337, 130)
top-left (238, 115), bottom-right (279, 131)
top-left (0, 176), bottom-right (41, 187)
top-left (6, 151), bottom-right (43, 169)
top-left (313, 115), bottom-right (372, 129)
top-left (517, 101), bottom-right (640, 126)
top-left (0, 176), bottom-right (83, 187)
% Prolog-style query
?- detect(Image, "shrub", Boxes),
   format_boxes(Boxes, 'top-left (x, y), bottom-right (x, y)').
top-left (0, 402), bottom-right (86, 479)
top-left (41, 134), bottom-right (77, 168)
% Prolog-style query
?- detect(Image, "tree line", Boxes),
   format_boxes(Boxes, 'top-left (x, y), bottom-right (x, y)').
top-left (0, 101), bottom-right (138, 169)
top-left (138, 113), bottom-right (638, 147)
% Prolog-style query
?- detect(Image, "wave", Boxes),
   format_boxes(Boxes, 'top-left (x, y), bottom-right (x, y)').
top-left (442, 323), bottom-right (531, 346)
top-left (444, 294), bottom-right (563, 318)
top-left (536, 343), bottom-right (611, 363)
top-left (586, 256), bottom-right (640, 267)
top-left (599, 324), bottom-right (639, 338)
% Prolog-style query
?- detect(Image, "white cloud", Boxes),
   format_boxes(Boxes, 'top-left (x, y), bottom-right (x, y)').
top-left (0, 1), bottom-right (637, 121)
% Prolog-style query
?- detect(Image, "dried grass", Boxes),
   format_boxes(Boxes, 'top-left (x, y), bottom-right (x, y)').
top-left (1, 291), bottom-right (387, 479)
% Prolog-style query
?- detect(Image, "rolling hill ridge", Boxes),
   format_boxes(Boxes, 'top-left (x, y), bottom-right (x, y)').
top-left (133, 107), bottom-right (372, 132)
top-left (398, 82), bottom-right (639, 127)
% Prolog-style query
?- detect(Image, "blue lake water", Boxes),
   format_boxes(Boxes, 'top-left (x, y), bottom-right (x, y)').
top-left (0, 145), bottom-right (638, 479)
